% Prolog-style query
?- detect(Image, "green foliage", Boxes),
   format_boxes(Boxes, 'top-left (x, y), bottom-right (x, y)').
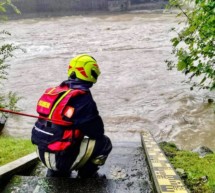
top-left (159, 141), bottom-right (179, 157)
top-left (0, 1), bottom-right (23, 116)
top-left (166, 0), bottom-right (215, 90)
top-left (160, 142), bottom-right (215, 193)
top-left (0, 0), bottom-right (20, 15)
top-left (0, 31), bottom-right (20, 80)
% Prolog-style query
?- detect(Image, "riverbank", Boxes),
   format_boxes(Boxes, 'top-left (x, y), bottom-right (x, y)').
top-left (160, 142), bottom-right (215, 193)
top-left (1, 134), bottom-right (214, 192)
top-left (0, 136), bottom-right (35, 166)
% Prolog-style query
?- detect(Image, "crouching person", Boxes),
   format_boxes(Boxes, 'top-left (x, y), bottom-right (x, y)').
top-left (31, 54), bottom-right (112, 178)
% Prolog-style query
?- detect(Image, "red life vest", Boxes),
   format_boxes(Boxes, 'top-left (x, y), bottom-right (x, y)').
top-left (32, 85), bottom-right (85, 152)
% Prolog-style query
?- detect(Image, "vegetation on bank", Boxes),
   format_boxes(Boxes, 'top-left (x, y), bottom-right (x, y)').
top-left (0, 0), bottom-right (23, 117)
top-left (166, 0), bottom-right (215, 91)
top-left (0, 136), bottom-right (35, 166)
top-left (160, 142), bottom-right (215, 193)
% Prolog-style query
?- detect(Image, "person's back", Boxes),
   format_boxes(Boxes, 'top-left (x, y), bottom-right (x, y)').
top-left (31, 54), bottom-right (112, 178)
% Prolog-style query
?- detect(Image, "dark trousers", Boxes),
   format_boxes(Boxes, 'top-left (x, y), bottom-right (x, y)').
top-left (37, 135), bottom-right (112, 177)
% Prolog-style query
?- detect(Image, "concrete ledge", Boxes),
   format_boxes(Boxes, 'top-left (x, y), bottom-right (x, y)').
top-left (0, 152), bottom-right (38, 187)
top-left (2, 143), bottom-right (153, 193)
top-left (141, 131), bottom-right (189, 193)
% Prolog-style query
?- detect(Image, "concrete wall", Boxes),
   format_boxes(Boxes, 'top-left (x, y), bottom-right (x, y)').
top-left (108, 0), bottom-right (130, 11)
top-left (4, 0), bottom-right (168, 18)
top-left (10, 0), bottom-right (108, 14)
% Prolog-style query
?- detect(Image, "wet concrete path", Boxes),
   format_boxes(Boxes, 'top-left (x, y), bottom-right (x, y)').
top-left (2, 142), bottom-right (153, 193)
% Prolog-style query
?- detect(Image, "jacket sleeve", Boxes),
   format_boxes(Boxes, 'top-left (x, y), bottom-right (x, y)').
top-left (69, 91), bottom-right (104, 139)
top-left (78, 116), bottom-right (104, 139)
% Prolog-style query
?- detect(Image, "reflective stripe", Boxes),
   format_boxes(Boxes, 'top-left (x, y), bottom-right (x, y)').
top-left (71, 138), bottom-right (88, 169)
top-left (48, 89), bottom-right (71, 119)
top-left (49, 153), bottom-right (57, 171)
top-left (71, 138), bottom-right (95, 170)
top-left (47, 87), bottom-right (56, 94)
top-left (77, 139), bottom-right (95, 168)
top-left (44, 152), bottom-right (52, 169)
top-left (44, 152), bottom-right (57, 171)
top-left (34, 126), bottom-right (54, 136)
top-left (36, 147), bottom-right (41, 161)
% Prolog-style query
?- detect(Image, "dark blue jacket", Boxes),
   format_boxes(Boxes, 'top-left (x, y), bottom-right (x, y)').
top-left (59, 79), bottom-right (104, 139)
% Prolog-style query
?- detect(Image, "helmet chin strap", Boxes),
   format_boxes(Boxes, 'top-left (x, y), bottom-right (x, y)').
top-left (69, 72), bottom-right (76, 79)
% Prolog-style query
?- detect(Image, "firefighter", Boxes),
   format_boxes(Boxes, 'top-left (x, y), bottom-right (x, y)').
top-left (31, 54), bottom-right (112, 178)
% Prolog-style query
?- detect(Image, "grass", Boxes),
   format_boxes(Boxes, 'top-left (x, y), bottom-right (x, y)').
top-left (159, 142), bottom-right (215, 193)
top-left (0, 136), bottom-right (36, 166)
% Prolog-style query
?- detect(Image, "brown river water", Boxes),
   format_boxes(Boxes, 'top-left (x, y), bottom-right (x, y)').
top-left (1, 12), bottom-right (215, 150)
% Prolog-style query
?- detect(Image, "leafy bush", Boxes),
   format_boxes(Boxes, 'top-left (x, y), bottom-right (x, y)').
top-left (166, 0), bottom-right (215, 91)
top-left (0, 0), bottom-right (23, 118)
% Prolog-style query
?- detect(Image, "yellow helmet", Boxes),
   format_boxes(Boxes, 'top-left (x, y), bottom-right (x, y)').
top-left (68, 54), bottom-right (101, 83)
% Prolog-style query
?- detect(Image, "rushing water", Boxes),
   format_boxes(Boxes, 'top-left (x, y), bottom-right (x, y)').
top-left (1, 12), bottom-right (215, 150)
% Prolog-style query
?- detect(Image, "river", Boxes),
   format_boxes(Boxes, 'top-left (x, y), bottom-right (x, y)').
top-left (1, 12), bottom-right (215, 150)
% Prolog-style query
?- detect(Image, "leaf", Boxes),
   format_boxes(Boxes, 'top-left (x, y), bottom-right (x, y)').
top-left (171, 37), bottom-right (180, 47)
top-left (10, 4), bottom-right (21, 14)
top-left (0, 5), bottom-right (6, 12)
top-left (200, 77), bottom-right (206, 84)
top-left (189, 25), bottom-right (196, 33)
top-left (177, 61), bottom-right (187, 71)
